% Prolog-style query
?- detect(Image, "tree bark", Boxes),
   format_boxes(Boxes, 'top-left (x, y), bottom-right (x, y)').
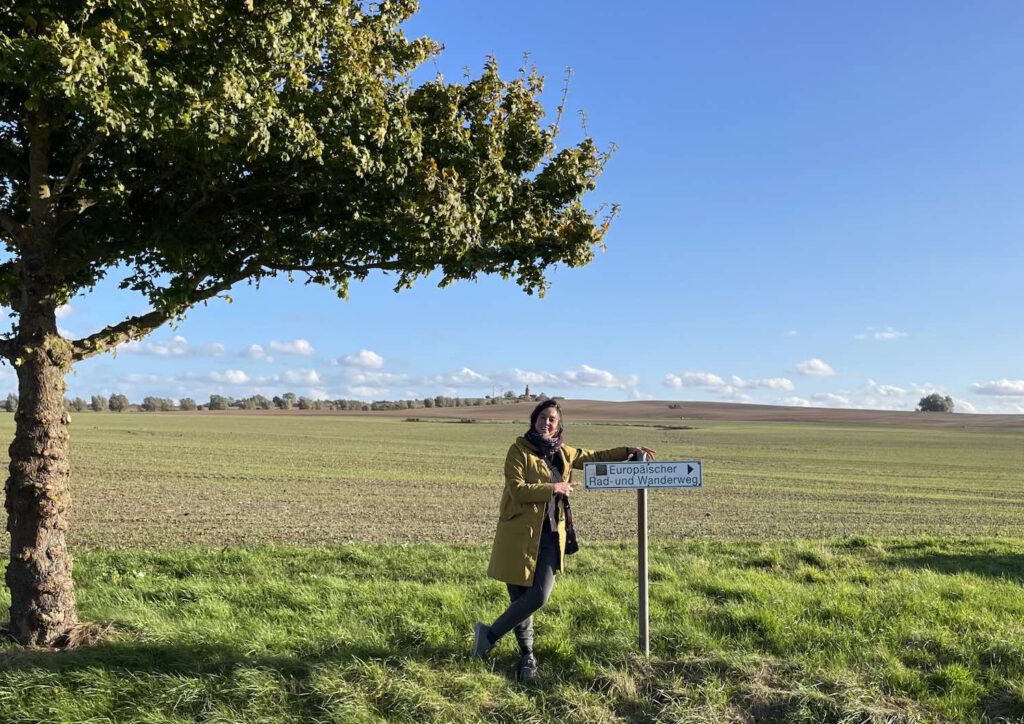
top-left (4, 330), bottom-right (77, 646)
top-left (2, 102), bottom-right (79, 646)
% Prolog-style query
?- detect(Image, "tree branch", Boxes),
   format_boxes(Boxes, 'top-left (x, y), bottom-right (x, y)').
top-left (70, 308), bottom-right (170, 361)
top-left (0, 336), bottom-right (15, 362)
top-left (259, 259), bottom-right (405, 275)
top-left (70, 253), bottom-right (406, 363)
top-left (0, 211), bottom-right (18, 238)
top-left (54, 133), bottom-right (102, 197)
top-left (70, 263), bottom-right (260, 361)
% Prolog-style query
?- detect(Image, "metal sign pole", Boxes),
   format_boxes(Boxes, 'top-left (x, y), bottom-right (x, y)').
top-left (582, 454), bottom-right (702, 659)
top-left (637, 486), bottom-right (650, 656)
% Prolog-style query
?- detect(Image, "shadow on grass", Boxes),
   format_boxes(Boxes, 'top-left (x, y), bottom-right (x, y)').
top-left (886, 552), bottom-right (1024, 582)
top-left (2, 629), bottom-right (1021, 723)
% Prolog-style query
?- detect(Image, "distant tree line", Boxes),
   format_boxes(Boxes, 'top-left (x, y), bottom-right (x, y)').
top-left (1, 390), bottom-right (550, 413)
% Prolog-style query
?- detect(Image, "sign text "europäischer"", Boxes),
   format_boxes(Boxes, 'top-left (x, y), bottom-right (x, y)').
top-left (583, 460), bottom-right (703, 490)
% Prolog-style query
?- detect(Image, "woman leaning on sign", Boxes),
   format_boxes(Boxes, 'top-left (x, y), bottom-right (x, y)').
top-left (472, 399), bottom-right (655, 681)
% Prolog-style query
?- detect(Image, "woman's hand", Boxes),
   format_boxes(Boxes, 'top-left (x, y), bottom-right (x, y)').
top-left (553, 482), bottom-right (573, 496)
top-left (627, 446), bottom-right (657, 461)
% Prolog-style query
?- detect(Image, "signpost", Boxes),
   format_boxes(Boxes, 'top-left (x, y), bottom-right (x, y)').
top-left (583, 456), bottom-right (703, 655)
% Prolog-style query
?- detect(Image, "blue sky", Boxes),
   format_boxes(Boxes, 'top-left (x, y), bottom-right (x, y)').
top-left (22, 1), bottom-right (1024, 412)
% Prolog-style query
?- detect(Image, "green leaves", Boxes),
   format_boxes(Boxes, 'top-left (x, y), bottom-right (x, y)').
top-left (2, 0), bottom-right (613, 337)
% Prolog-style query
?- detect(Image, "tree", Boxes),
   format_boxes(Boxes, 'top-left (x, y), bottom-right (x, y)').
top-left (4, 393), bottom-right (17, 413)
top-left (0, 2), bottom-right (612, 645)
top-left (108, 394), bottom-right (130, 412)
top-left (178, 398), bottom-right (197, 412)
top-left (89, 395), bottom-right (107, 412)
top-left (207, 395), bottom-right (231, 411)
top-left (274, 393), bottom-right (297, 410)
top-left (917, 393), bottom-right (954, 413)
top-left (140, 396), bottom-right (174, 412)
top-left (68, 397), bottom-right (88, 413)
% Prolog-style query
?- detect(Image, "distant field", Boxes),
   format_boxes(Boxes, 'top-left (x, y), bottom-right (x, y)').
top-left (0, 411), bottom-right (1017, 549)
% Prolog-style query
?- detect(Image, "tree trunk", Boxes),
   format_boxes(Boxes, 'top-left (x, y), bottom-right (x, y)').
top-left (5, 333), bottom-right (77, 646)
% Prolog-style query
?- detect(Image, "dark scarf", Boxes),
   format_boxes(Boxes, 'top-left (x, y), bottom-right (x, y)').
top-left (524, 428), bottom-right (563, 466)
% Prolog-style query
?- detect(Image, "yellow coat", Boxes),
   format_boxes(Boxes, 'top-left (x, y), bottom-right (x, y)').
top-left (486, 437), bottom-right (629, 586)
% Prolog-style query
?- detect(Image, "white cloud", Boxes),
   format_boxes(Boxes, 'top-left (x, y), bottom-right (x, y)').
top-left (812, 392), bottom-right (852, 408)
top-left (796, 358), bottom-right (836, 377)
top-left (630, 389), bottom-right (655, 401)
top-left (779, 396), bottom-right (812, 407)
top-left (341, 349), bottom-right (384, 369)
top-left (348, 385), bottom-right (389, 399)
top-left (147, 335), bottom-right (191, 357)
top-left (493, 368), bottom-right (563, 387)
top-left (664, 370), bottom-right (793, 399)
top-left (786, 330), bottom-right (799, 337)
top-left (279, 368), bottom-right (321, 385)
top-left (269, 339), bottom-right (315, 357)
top-left (210, 369), bottom-right (251, 385)
top-left (116, 340), bottom-right (143, 353)
top-left (663, 371), bottom-right (726, 390)
top-left (730, 375), bottom-right (794, 391)
top-left (243, 344), bottom-right (273, 362)
top-left (56, 304), bottom-right (74, 319)
top-left (489, 366), bottom-right (636, 392)
top-left (346, 370), bottom-right (408, 387)
top-left (856, 326), bottom-right (908, 341)
top-left (970, 379), bottom-right (1024, 397)
top-left (120, 335), bottom-right (226, 358)
top-left (425, 367), bottom-right (491, 388)
top-left (563, 364), bottom-right (638, 390)
top-left (865, 379), bottom-right (906, 397)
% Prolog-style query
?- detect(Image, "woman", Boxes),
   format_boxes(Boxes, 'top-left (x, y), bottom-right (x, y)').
top-left (472, 399), bottom-right (655, 681)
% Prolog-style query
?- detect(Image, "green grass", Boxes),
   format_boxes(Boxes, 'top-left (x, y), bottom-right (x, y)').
top-left (0, 413), bottom-right (1022, 721)
top-left (2, 538), bottom-right (1023, 722)
top-left (0, 413), bottom-right (1016, 548)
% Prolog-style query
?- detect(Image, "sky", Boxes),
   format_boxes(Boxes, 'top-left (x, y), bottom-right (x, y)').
top-left (16, 1), bottom-right (1024, 412)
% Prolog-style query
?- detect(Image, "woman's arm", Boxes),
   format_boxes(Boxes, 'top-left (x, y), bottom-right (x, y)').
top-left (570, 445), bottom-right (657, 469)
top-left (504, 445), bottom-right (557, 502)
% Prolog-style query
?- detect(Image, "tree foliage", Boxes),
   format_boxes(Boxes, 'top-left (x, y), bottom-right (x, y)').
top-left (208, 395), bottom-right (231, 410)
top-left (0, 0), bottom-right (613, 356)
top-left (108, 393), bottom-right (130, 412)
top-left (917, 393), bottom-right (954, 413)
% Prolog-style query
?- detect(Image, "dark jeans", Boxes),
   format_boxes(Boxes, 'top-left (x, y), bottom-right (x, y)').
top-left (489, 527), bottom-right (560, 654)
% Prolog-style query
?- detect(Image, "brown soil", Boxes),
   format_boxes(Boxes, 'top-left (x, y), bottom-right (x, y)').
top-left (317, 399), bottom-right (1024, 429)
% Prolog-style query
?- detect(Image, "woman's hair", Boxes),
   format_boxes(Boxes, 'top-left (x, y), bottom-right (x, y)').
top-left (529, 399), bottom-right (563, 433)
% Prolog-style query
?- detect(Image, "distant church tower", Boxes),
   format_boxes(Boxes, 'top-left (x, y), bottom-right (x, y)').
top-left (525, 384), bottom-right (531, 399)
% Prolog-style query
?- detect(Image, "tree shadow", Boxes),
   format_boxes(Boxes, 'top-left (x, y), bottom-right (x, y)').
top-left (886, 552), bottom-right (1024, 582)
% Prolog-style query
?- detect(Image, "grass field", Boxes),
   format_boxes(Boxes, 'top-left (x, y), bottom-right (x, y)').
top-left (0, 412), bottom-right (1022, 722)
top-left (1, 539), bottom-right (1023, 722)
top-left (7, 412), bottom-right (1018, 548)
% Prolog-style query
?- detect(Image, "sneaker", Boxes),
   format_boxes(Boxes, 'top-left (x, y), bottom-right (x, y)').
top-left (516, 652), bottom-right (537, 682)
top-left (472, 622), bottom-right (492, 659)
